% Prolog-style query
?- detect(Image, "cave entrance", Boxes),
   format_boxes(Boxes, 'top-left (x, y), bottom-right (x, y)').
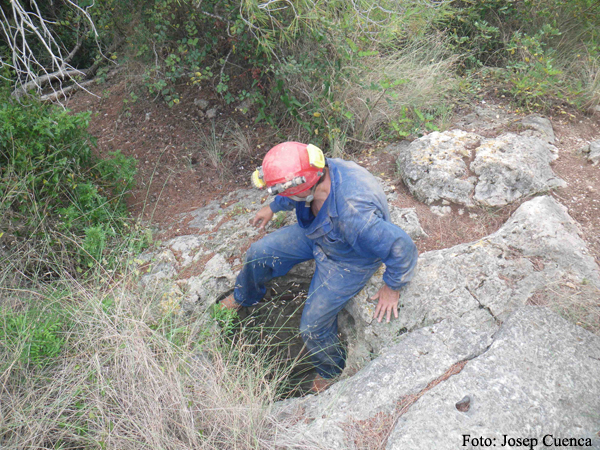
top-left (235, 280), bottom-right (316, 398)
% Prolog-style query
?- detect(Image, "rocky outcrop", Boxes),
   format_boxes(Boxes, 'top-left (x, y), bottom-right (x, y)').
top-left (395, 125), bottom-right (566, 207)
top-left (344, 196), bottom-right (600, 357)
top-left (141, 190), bottom-right (599, 365)
top-left (133, 110), bottom-right (600, 450)
top-left (276, 307), bottom-right (600, 450)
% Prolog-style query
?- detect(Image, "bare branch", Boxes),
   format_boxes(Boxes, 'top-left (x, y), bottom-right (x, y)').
top-left (0, 0), bottom-right (103, 102)
top-left (12, 68), bottom-right (87, 98)
top-left (62, 40), bottom-right (83, 68)
top-left (40, 78), bottom-right (95, 102)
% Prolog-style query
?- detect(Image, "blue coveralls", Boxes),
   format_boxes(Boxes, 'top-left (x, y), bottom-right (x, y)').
top-left (233, 158), bottom-right (418, 378)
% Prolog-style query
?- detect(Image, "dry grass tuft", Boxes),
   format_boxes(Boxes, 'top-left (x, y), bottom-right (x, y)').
top-left (528, 279), bottom-right (600, 335)
top-left (0, 278), bottom-right (325, 449)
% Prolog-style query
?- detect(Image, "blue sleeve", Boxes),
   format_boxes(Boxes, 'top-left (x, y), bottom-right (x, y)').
top-left (270, 195), bottom-right (296, 213)
top-left (350, 210), bottom-right (418, 290)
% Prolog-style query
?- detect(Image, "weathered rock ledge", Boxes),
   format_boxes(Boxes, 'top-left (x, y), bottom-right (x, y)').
top-left (275, 307), bottom-right (600, 450)
top-left (394, 117), bottom-right (565, 208)
top-left (341, 195), bottom-right (599, 366)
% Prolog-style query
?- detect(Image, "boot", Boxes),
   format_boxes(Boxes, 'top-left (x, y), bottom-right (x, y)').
top-left (311, 374), bottom-right (333, 393)
top-left (219, 294), bottom-right (241, 311)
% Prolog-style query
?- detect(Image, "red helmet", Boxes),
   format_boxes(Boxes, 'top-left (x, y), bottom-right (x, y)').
top-left (251, 142), bottom-right (325, 197)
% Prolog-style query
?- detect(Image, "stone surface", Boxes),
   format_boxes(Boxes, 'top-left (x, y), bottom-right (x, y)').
top-left (386, 307), bottom-right (600, 450)
top-left (184, 254), bottom-right (236, 313)
top-left (206, 107), bottom-right (218, 119)
top-left (518, 115), bottom-right (555, 143)
top-left (139, 249), bottom-right (177, 286)
top-left (471, 133), bottom-right (565, 207)
top-left (277, 307), bottom-right (600, 450)
top-left (430, 205), bottom-right (452, 216)
top-left (396, 130), bottom-right (480, 206)
top-left (389, 207), bottom-right (428, 239)
top-left (583, 140), bottom-right (600, 166)
top-left (396, 128), bottom-right (565, 207)
top-left (275, 318), bottom-right (496, 449)
top-left (344, 196), bottom-right (600, 356)
top-left (452, 104), bottom-right (515, 132)
top-left (193, 98), bottom-right (209, 110)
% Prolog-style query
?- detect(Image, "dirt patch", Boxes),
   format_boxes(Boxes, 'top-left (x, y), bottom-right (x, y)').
top-left (66, 73), bottom-right (279, 235)
top-left (550, 116), bottom-right (600, 267)
top-left (68, 75), bottom-right (600, 265)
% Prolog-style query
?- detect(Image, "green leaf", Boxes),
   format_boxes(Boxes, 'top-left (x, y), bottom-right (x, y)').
top-left (345, 38), bottom-right (359, 53)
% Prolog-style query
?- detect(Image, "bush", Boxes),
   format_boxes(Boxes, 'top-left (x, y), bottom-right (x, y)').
top-left (0, 88), bottom-right (140, 279)
top-left (444, 0), bottom-right (600, 109)
top-left (89, 0), bottom-right (459, 146)
top-left (0, 304), bottom-right (68, 368)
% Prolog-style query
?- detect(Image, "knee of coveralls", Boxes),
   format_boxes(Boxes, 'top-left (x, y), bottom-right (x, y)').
top-left (299, 256), bottom-right (381, 379)
top-left (233, 225), bottom-right (314, 307)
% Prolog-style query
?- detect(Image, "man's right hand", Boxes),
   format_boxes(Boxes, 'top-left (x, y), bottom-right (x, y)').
top-left (250, 205), bottom-right (274, 230)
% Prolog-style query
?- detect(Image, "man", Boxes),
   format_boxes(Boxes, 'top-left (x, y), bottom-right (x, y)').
top-left (221, 142), bottom-right (418, 392)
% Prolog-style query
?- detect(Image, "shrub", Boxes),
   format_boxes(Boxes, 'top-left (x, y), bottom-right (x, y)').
top-left (0, 89), bottom-right (139, 279)
top-left (87, 0), bottom-right (459, 148)
top-left (444, 0), bottom-right (600, 109)
top-left (0, 304), bottom-right (68, 368)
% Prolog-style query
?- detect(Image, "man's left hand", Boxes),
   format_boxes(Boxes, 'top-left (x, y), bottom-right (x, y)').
top-left (371, 284), bottom-right (400, 323)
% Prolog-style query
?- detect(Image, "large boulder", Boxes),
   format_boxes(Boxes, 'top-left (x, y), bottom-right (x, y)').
top-left (396, 127), bottom-right (566, 207)
top-left (395, 129), bottom-right (480, 206)
top-left (344, 196), bottom-right (600, 356)
top-left (276, 307), bottom-right (600, 450)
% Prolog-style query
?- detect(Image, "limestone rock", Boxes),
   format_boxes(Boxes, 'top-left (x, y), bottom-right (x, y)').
top-left (471, 133), bottom-right (565, 207)
top-left (582, 140), bottom-right (600, 166)
top-left (184, 254), bottom-right (236, 312)
top-left (139, 249), bottom-right (177, 286)
top-left (344, 196), bottom-right (600, 356)
top-left (396, 129), bottom-right (566, 207)
top-left (275, 318), bottom-right (496, 449)
top-left (193, 98), bottom-right (209, 110)
top-left (452, 105), bottom-right (515, 132)
top-left (206, 107), bottom-right (218, 119)
top-left (396, 130), bottom-right (479, 206)
top-left (166, 235), bottom-right (205, 267)
top-left (518, 115), bottom-right (555, 143)
top-left (430, 205), bottom-right (452, 216)
top-left (386, 307), bottom-right (600, 450)
top-left (389, 207), bottom-right (427, 239)
top-left (278, 307), bottom-right (600, 450)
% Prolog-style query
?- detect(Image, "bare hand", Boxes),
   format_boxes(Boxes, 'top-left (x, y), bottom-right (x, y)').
top-left (250, 205), bottom-right (274, 230)
top-left (371, 284), bottom-right (400, 323)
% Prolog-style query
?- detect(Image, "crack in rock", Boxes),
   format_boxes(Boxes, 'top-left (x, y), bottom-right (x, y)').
top-left (465, 284), bottom-right (500, 324)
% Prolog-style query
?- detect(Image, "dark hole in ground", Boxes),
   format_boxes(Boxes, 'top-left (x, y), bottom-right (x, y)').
top-left (235, 280), bottom-right (315, 398)
top-left (221, 279), bottom-right (348, 398)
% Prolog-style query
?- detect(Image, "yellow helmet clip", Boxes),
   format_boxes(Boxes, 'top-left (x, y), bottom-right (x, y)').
top-left (251, 168), bottom-right (266, 189)
top-left (306, 144), bottom-right (325, 169)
